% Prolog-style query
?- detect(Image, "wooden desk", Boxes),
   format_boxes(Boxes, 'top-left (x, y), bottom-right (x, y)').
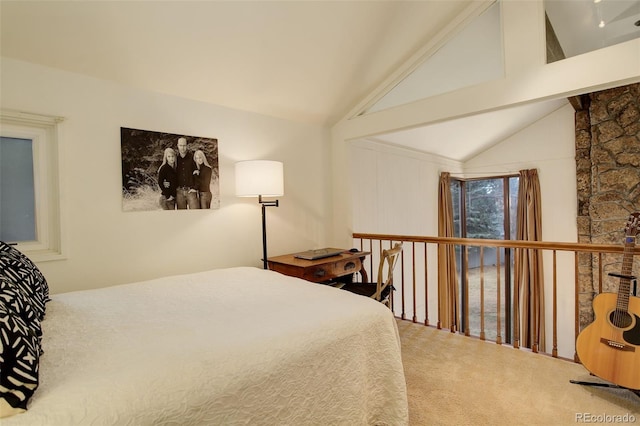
top-left (267, 249), bottom-right (370, 283)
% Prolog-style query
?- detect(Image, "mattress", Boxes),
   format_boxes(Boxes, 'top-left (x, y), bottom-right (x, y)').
top-left (5, 266), bottom-right (408, 425)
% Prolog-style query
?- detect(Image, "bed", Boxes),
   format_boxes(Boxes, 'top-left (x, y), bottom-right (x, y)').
top-left (0, 244), bottom-right (408, 425)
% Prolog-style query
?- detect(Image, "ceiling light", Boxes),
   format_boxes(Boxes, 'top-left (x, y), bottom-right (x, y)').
top-left (599, 20), bottom-right (605, 28)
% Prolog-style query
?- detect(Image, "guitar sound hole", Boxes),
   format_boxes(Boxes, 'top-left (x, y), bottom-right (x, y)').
top-left (609, 309), bottom-right (633, 328)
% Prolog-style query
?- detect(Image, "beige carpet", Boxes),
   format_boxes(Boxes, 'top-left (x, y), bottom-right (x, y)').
top-left (397, 320), bottom-right (640, 425)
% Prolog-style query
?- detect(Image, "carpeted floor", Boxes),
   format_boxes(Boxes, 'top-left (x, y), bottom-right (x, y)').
top-left (397, 320), bottom-right (640, 425)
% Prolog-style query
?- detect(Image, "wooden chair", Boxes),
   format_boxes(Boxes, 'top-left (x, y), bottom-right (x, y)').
top-left (342, 243), bottom-right (403, 306)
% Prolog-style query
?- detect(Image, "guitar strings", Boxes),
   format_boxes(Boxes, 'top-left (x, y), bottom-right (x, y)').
top-left (613, 230), bottom-right (635, 331)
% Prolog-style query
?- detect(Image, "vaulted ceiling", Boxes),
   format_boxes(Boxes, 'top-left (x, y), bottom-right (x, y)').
top-left (2, 1), bottom-right (638, 161)
top-left (0, 1), bottom-right (471, 126)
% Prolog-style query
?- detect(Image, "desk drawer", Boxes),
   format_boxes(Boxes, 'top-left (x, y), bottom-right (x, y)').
top-left (302, 258), bottom-right (361, 282)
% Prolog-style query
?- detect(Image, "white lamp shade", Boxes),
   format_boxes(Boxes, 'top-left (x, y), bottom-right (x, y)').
top-left (235, 160), bottom-right (284, 197)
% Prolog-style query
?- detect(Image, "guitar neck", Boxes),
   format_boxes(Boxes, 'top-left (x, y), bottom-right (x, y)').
top-left (618, 236), bottom-right (636, 311)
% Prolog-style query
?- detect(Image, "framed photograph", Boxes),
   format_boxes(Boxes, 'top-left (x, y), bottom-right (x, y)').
top-left (121, 127), bottom-right (220, 211)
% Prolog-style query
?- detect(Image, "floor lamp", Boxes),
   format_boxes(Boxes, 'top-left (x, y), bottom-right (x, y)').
top-left (235, 160), bottom-right (284, 269)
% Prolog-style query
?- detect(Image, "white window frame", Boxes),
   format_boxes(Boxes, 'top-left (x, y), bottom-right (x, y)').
top-left (1, 109), bottom-right (65, 261)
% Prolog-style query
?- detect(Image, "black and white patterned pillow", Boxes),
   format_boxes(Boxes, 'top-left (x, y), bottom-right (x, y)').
top-left (0, 301), bottom-right (40, 415)
top-left (0, 241), bottom-right (49, 320)
top-left (0, 276), bottom-right (42, 350)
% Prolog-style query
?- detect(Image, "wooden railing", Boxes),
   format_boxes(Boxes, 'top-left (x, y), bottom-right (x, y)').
top-left (352, 233), bottom-right (640, 361)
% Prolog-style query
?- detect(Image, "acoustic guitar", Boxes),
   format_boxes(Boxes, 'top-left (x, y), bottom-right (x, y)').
top-left (576, 212), bottom-right (640, 390)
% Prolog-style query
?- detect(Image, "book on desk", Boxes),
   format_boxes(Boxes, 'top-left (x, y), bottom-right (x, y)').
top-left (293, 248), bottom-right (345, 260)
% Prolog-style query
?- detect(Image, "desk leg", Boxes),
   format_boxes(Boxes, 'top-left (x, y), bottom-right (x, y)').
top-left (359, 256), bottom-right (369, 283)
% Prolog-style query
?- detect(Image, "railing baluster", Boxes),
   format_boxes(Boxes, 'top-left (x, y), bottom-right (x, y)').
top-left (480, 246), bottom-right (485, 341)
top-left (598, 252), bottom-right (603, 294)
top-left (496, 248), bottom-right (502, 345)
top-left (412, 242), bottom-right (417, 323)
top-left (399, 242), bottom-right (406, 320)
top-left (369, 239), bottom-right (374, 282)
top-left (574, 250), bottom-right (580, 363)
top-left (552, 250), bottom-right (558, 358)
top-left (424, 242), bottom-right (429, 326)
top-left (464, 245), bottom-right (470, 336)
top-left (514, 247), bottom-right (520, 350)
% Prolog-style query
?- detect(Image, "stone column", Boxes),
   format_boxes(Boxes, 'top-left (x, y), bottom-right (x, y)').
top-left (575, 83), bottom-right (640, 330)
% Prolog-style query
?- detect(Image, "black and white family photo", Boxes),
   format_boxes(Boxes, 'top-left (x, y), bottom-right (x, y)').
top-left (121, 127), bottom-right (220, 211)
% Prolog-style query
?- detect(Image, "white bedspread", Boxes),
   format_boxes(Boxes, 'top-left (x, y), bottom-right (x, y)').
top-left (6, 267), bottom-right (408, 425)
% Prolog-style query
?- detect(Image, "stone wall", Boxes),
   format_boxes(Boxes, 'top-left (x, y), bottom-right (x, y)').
top-left (575, 82), bottom-right (640, 328)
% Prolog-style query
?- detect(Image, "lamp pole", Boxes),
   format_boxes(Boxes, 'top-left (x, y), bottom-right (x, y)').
top-left (235, 160), bottom-right (284, 269)
top-left (259, 195), bottom-right (279, 269)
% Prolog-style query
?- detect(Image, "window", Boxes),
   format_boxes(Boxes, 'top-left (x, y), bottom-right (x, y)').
top-left (451, 175), bottom-right (518, 341)
top-left (0, 110), bottom-right (64, 261)
top-left (1, 136), bottom-right (36, 241)
top-left (362, 1), bottom-right (503, 115)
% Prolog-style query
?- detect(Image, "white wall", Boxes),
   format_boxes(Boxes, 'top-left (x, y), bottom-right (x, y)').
top-left (1, 58), bottom-right (332, 294)
top-left (465, 102), bottom-right (578, 242)
top-left (349, 139), bottom-right (462, 236)
top-left (342, 105), bottom-right (578, 243)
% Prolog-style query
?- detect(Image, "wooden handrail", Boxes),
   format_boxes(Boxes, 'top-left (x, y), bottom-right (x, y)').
top-left (353, 233), bottom-right (640, 254)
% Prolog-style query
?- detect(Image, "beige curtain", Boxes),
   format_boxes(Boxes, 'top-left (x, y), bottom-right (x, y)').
top-left (514, 169), bottom-right (545, 352)
top-left (437, 172), bottom-right (459, 332)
